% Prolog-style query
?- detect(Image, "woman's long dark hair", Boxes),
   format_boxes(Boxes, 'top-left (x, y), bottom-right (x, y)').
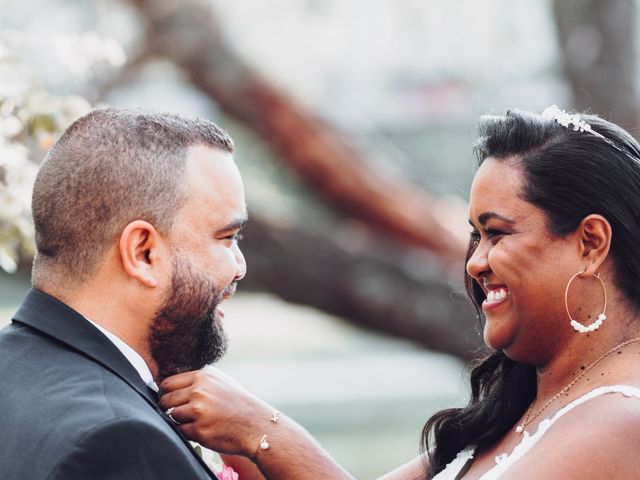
top-left (422, 109), bottom-right (640, 478)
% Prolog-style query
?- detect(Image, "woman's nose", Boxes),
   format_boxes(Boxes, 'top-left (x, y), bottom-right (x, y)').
top-left (466, 244), bottom-right (490, 280)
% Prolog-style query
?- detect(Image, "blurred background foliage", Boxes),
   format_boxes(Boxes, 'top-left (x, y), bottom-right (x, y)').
top-left (0, 0), bottom-right (637, 476)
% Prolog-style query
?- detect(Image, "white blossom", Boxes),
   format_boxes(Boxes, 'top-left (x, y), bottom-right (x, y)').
top-left (0, 31), bottom-right (109, 272)
top-left (54, 31), bottom-right (126, 79)
top-left (0, 115), bottom-right (22, 138)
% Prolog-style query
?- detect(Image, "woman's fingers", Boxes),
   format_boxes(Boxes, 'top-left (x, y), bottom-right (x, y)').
top-left (168, 404), bottom-right (226, 450)
top-left (159, 387), bottom-right (193, 410)
top-left (165, 404), bottom-right (197, 425)
top-left (160, 370), bottom-right (196, 393)
top-left (177, 423), bottom-right (218, 450)
top-left (159, 367), bottom-right (273, 457)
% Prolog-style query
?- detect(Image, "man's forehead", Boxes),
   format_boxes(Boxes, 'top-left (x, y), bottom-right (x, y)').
top-left (178, 146), bottom-right (246, 229)
top-left (183, 146), bottom-right (243, 195)
top-left (186, 145), bottom-right (236, 173)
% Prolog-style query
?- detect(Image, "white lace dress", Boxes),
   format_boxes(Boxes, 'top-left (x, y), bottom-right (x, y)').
top-left (432, 385), bottom-right (640, 480)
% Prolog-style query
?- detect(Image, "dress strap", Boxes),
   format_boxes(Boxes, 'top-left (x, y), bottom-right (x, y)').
top-left (431, 447), bottom-right (475, 480)
top-left (479, 385), bottom-right (640, 479)
top-left (553, 384), bottom-right (640, 411)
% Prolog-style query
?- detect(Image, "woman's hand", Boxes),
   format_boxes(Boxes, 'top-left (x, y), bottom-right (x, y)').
top-left (160, 368), bottom-right (356, 480)
top-left (159, 367), bottom-right (276, 458)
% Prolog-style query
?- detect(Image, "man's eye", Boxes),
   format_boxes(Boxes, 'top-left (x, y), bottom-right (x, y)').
top-left (227, 233), bottom-right (243, 242)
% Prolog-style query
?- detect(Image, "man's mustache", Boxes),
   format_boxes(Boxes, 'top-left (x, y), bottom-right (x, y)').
top-left (220, 282), bottom-right (237, 299)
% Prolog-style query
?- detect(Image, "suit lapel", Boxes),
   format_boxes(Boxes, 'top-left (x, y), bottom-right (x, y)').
top-left (13, 289), bottom-right (154, 402)
top-left (12, 289), bottom-right (218, 479)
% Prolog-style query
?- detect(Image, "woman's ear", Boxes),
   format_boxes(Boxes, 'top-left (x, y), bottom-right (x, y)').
top-left (578, 214), bottom-right (612, 276)
top-left (118, 220), bottom-right (164, 288)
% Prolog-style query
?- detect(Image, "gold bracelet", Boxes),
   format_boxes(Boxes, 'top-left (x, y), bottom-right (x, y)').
top-left (257, 411), bottom-right (280, 452)
top-left (259, 434), bottom-right (270, 450)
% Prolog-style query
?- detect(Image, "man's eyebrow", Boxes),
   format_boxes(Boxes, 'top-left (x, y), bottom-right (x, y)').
top-left (216, 213), bottom-right (249, 233)
top-left (475, 212), bottom-right (516, 226)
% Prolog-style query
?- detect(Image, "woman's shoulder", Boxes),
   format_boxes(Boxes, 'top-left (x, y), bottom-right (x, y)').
top-left (560, 384), bottom-right (640, 429)
top-left (501, 385), bottom-right (640, 479)
top-left (544, 384), bottom-right (640, 451)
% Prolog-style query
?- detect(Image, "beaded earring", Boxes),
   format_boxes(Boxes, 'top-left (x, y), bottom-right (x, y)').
top-left (564, 271), bottom-right (607, 333)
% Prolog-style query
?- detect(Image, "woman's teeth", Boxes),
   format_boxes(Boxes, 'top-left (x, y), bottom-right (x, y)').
top-left (486, 288), bottom-right (508, 302)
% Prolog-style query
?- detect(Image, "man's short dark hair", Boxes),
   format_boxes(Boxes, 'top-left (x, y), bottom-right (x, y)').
top-left (31, 108), bottom-right (234, 285)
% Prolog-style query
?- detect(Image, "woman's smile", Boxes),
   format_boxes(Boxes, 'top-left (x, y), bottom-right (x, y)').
top-left (482, 285), bottom-right (510, 312)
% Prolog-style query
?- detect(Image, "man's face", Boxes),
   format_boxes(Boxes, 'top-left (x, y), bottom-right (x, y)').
top-left (149, 145), bottom-right (247, 380)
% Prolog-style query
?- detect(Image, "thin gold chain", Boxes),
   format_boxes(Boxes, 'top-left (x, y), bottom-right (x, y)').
top-left (516, 336), bottom-right (640, 434)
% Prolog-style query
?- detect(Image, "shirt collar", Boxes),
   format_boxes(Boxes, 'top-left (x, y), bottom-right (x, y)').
top-left (85, 318), bottom-right (159, 392)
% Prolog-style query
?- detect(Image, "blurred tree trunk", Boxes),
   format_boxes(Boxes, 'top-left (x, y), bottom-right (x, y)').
top-left (127, 0), bottom-right (466, 265)
top-left (241, 217), bottom-right (482, 361)
top-left (553, 0), bottom-right (638, 130)
top-left (124, 0), bottom-right (481, 360)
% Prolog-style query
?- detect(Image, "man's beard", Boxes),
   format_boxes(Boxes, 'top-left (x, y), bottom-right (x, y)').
top-left (150, 253), bottom-right (233, 381)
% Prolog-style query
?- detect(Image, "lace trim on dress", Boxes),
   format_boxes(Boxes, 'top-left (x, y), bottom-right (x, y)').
top-left (431, 385), bottom-right (640, 480)
top-left (431, 447), bottom-right (475, 480)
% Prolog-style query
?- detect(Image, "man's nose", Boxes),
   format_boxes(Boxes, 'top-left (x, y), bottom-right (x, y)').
top-left (233, 245), bottom-right (247, 281)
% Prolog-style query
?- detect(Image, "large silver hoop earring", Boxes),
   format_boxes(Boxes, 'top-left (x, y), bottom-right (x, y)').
top-left (565, 271), bottom-right (607, 333)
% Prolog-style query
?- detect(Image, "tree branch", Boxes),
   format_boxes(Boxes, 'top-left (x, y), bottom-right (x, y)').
top-left (126, 0), bottom-right (468, 265)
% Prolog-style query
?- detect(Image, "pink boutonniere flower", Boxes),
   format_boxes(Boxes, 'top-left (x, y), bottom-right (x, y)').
top-left (220, 465), bottom-right (239, 480)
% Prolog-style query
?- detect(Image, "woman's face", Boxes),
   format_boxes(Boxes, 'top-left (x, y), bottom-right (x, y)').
top-left (466, 158), bottom-right (581, 363)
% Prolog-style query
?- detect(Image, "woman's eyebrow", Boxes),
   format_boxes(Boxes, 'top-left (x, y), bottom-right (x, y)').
top-left (477, 211), bottom-right (516, 226)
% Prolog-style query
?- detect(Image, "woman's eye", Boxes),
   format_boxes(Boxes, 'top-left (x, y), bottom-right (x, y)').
top-left (486, 229), bottom-right (509, 243)
top-left (469, 229), bottom-right (507, 243)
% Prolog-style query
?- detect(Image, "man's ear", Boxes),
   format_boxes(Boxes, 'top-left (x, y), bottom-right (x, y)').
top-left (118, 220), bottom-right (165, 288)
top-left (578, 214), bottom-right (612, 276)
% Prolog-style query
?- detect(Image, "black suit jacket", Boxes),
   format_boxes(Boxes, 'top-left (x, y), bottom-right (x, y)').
top-left (0, 289), bottom-right (217, 480)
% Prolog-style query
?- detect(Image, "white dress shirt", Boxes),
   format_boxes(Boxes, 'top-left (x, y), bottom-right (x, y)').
top-left (85, 318), bottom-right (159, 392)
top-left (86, 318), bottom-right (223, 470)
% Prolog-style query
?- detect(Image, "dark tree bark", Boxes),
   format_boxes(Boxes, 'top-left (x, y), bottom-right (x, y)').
top-left (120, 0), bottom-right (482, 360)
top-left (553, 0), bottom-right (638, 130)
top-left (240, 217), bottom-right (483, 361)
